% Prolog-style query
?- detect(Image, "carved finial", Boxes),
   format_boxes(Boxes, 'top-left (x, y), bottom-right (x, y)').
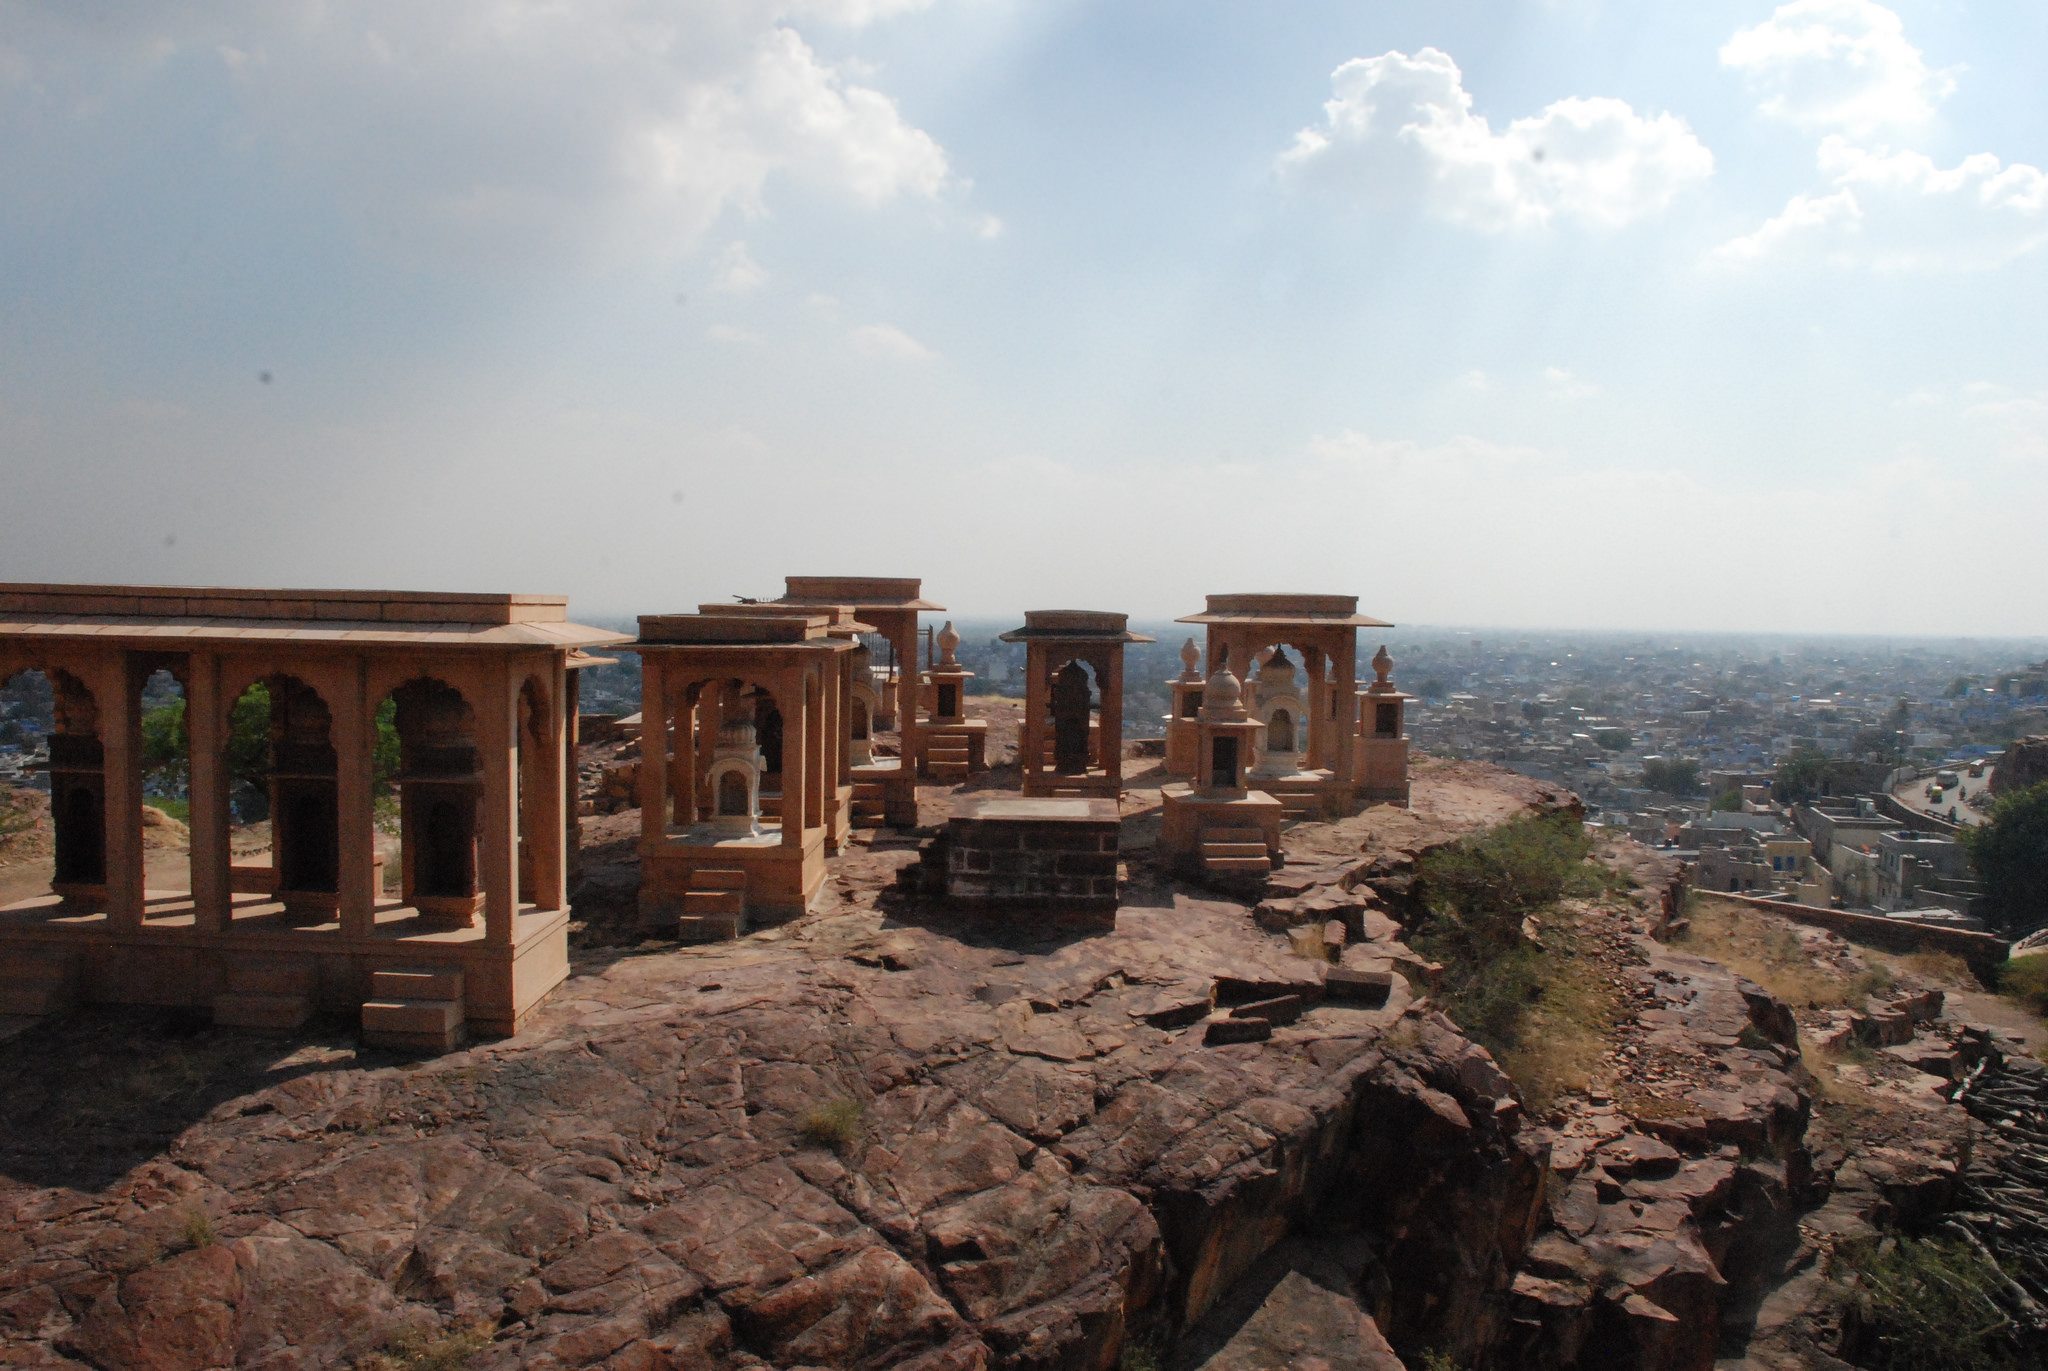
top-left (1179, 636), bottom-right (1201, 679)
top-left (1202, 646), bottom-right (1246, 720)
top-left (1373, 644), bottom-right (1394, 688)
top-left (937, 620), bottom-right (960, 667)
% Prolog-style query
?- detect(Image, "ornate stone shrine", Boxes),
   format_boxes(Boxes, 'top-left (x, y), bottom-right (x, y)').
top-left (1159, 649), bottom-right (1284, 880)
top-left (1176, 593), bottom-right (1393, 817)
top-left (774, 577), bottom-right (938, 827)
top-left (630, 611), bottom-right (855, 939)
top-left (1000, 611), bottom-right (1153, 797)
top-left (1355, 644), bottom-right (1414, 806)
top-left (1162, 637), bottom-right (1206, 779)
top-left (917, 621), bottom-right (987, 778)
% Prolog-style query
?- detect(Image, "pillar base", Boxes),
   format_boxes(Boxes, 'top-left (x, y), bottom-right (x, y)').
top-left (1159, 784), bottom-right (1284, 881)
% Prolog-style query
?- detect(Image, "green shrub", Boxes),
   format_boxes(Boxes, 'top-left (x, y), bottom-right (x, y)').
top-left (1962, 781), bottom-right (2048, 938)
top-left (1416, 811), bottom-right (1598, 938)
top-left (1412, 812), bottom-right (1605, 1061)
top-left (0, 789), bottom-right (34, 840)
top-left (2000, 955), bottom-right (2048, 1016)
top-left (800, 1099), bottom-right (865, 1154)
top-left (179, 1206), bottom-right (216, 1251)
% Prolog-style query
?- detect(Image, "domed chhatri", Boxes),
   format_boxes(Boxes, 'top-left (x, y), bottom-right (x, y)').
top-left (0, 581), bottom-right (628, 1049)
top-left (998, 610), bottom-right (1154, 798)
top-left (1175, 592), bottom-right (1403, 816)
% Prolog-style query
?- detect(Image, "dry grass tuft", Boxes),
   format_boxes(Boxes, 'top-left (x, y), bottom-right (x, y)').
top-left (799, 1098), bottom-right (865, 1154)
top-left (358, 1322), bottom-right (493, 1371)
top-left (1899, 949), bottom-right (1977, 989)
top-left (1676, 897), bottom-right (1883, 1012)
top-left (1493, 909), bottom-right (1625, 1114)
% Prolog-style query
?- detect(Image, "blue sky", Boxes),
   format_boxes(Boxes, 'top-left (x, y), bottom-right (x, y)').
top-left (1, 1), bottom-right (2043, 634)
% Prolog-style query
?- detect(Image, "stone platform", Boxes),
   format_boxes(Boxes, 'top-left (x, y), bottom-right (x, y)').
top-left (942, 795), bottom-right (1121, 917)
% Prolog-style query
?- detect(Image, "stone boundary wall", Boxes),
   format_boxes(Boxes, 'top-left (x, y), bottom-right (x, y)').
top-left (1872, 792), bottom-right (1961, 838)
top-left (1728, 892), bottom-right (2008, 974)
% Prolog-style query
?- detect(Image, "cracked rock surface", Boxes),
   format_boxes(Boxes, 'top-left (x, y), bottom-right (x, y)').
top-left (0, 760), bottom-right (1561, 1370)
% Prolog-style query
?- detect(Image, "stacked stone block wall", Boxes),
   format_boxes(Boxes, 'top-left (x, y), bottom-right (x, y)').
top-left (945, 815), bottom-right (1120, 911)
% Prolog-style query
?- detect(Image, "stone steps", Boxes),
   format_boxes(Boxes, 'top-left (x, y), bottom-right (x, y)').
top-left (213, 960), bottom-right (315, 1033)
top-left (0, 948), bottom-right (82, 1016)
top-left (361, 966), bottom-right (466, 1053)
top-left (678, 869), bottom-right (747, 942)
top-left (1202, 855), bottom-right (1274, 875)
top-left (1261, 781), bottom-right (1325, 819)
top-left (925, 736), bottom-right (972, 779)
top-left (1200, 841), bottom-right (1269, 860)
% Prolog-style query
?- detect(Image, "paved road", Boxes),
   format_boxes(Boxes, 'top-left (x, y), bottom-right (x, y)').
top-left (1890, 764), bottom-right (1995, 828)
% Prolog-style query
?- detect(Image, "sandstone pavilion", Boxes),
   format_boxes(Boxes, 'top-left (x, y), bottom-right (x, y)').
top-left (0, 583), bottom-right (628, 1049)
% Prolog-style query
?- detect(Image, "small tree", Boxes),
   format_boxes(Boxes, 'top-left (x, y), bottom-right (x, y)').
top-left (1962, 781), bottom-right (2048, 939)
top-left (140, 698), bottom-right (190, 796)
top-left (1641, 757), bottom-right (1701, 796)
top-left (1774, 745), bottom-right (1831, 804)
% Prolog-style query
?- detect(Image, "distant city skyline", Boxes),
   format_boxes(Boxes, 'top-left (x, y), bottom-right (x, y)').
top-left (2, 2), bottom-right (2043, 635)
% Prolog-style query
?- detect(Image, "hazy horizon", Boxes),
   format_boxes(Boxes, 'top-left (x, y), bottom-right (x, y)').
top-left (3, 2), bottom-right (2043, 637)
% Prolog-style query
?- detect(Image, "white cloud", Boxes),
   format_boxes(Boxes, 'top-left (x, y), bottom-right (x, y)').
top-left (706, 323), bottom-right (764, 345)
top-left (1721, 0), bottom-right (1956, 134)
top-left (850, 321), bottom-right (936, 360)
top-left (1712, 137), bottom-right (2048, 270)
top-left (1278, 47), bottom-right (1713, 229)
top-left (3, 2), bottom-right (955, 262)
top-left (1544, 366), bottom-right (1602, 401)
top-left (712, 239), bottom-right (768, 293)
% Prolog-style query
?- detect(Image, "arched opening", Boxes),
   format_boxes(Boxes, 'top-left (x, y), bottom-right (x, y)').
top-left (670, 680), bottom-right (704, 831)
top-left (136, 664), bottom-right (192, 909)
top-left (385, 677), bottom-right (481, 925)
top-left (56, 784), bottom-right (104, 885)
top-left (421, 796), bottom-right (473, 898)
top-left (223, 674), bottom-right (339, 915)
top-left (701, 678), bottom-right (769, 837)
top-left (268, 677), bottom-right (339, 914)
top-left (755, 695), bottom-right (784, 777)
top-left (1252, 646), bottom-right (1309, 777)
top-left (1050, 659), bottom-right (1096, 775)
top-left (516, 676), bottom-right (551, 905)
top-left (847, 681), bottom-right (875, 766)
top-left (1268, 708), bottom-right (1295, 754)
top-left (2, 668), bottom-right (102, 903)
